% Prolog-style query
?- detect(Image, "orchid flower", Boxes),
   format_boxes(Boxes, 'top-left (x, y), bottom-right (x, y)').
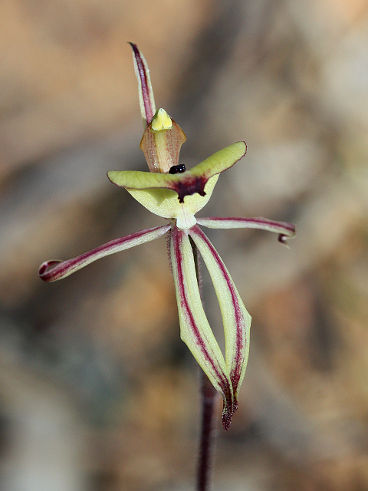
top-left (39, 43), bottom-right (295, 430)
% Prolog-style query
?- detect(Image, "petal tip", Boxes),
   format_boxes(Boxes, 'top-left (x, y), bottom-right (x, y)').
top-left (38, 260), bottom-right (62, 282)
top-left (278, 226), bottom-right (296, 247)
top-left (278, 233), bottom-right (288, 245)
top-left (240, 140), bottom-right (247, 156)
top-left (221, 400), bottom-right (238, 431)
top-left (107, 171), bottom-right (123, 189)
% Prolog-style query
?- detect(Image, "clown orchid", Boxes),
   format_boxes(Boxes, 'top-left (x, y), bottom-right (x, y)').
top-left (39, 43), bottom-right (295, 429)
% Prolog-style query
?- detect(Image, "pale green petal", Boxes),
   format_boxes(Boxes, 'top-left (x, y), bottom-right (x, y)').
top-left (190, 226), bottom-right (251, 400)
top-left (197, 217), bottom-right (296, 245)
top-left (190, 141), bottom-right (246, 178)
top-left (170, 227), bottom-right (235, 418)
top-left (39, 225), bottom-right (170, 282)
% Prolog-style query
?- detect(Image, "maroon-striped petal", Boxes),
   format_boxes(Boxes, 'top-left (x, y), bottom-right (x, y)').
top-left (39, 224), bottom-right (170, 282)
top-left (170, 226), bottom-right (236, 428)
top-left (189, 226), bottom-right (251, 417)
top-left (197, 217), bottom-right (296, 244)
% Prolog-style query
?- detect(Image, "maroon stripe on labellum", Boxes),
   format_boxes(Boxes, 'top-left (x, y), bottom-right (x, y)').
top-left (191, 226), bottom-right (246, 401)
top-left (171, 176), bottom-right (208, 203)
top-left (129, 42), bottom-right (154, 123)
top-left (39, 225), bottom-right (169, 282)
top-left (171, 228), bottom-right (234, 428)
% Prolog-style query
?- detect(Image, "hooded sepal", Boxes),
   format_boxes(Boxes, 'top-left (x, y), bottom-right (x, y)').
top-left (140, 108), bottom-right (187, 173)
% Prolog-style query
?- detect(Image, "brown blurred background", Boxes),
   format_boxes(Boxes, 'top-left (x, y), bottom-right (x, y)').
top-left (1, 1), bottom-right (368, 490)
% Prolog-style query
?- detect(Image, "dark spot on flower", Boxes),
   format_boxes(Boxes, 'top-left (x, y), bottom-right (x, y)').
top-left (169, 164), bottom-right (186, 174)
top-left (172, 176), bottom-right (208, 203)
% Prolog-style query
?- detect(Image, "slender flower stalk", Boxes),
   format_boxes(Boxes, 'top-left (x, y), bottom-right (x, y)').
top-left (197, 368), bottom-right (217, 491)
top-left (192, 240), bottom-right (217, 491)
top-left (39, 44), bottom-right (295, 434)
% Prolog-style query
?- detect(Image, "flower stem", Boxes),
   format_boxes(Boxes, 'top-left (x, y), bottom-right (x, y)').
top-left (197, 370), bottom-right (217, 491)
top-left (191, 239), bottom-right (218, 491)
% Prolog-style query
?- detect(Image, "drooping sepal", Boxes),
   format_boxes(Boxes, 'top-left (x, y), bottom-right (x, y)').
top-left (140, 108), bottom-right (186, 173)
top-left (190, 226), bottom-right (251, 409)
top-left (108, 141), bottom-right (246, 202)
top-left (170, 227), bottom-right (236, 427)
top-left (39, 225), bottom-right (170, 282)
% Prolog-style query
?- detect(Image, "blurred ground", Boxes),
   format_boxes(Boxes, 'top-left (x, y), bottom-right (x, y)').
top-left (1, 0), bottom-right (368, 490)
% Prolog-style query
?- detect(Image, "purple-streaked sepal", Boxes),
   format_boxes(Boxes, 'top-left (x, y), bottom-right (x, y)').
top-left (129, 43), bottom-right (186, 173)
top-left (170, 226), bottom-right (236, 428)
top-left (39, 225), bottom-right (170, 282)
top-left (129, 42), bottom-right (156, 125)
top-left (197, 217), bottom-right (296, 244)
top-left (189, 226), bottom-right (251, 420)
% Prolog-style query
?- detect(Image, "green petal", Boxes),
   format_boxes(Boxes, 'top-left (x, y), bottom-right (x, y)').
top-left (190, 141), bottom-right (247, 179)
top-left (190, 226), bottom-right (251, 402)
top-left (108, 141), bottom-right (246, 203)
top-left (170, 227), bottom-right (235, 423)
top-left (39, 225), bottom-right (170, 282)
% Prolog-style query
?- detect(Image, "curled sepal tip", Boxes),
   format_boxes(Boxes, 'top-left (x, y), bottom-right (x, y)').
top-left (278, 232), bottom-right (294, 247)
top-left (39, 260), bottom-right (62, 278)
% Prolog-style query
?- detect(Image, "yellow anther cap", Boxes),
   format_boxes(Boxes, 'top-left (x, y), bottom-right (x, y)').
top-left (151, 108), bottom-right (173, 131)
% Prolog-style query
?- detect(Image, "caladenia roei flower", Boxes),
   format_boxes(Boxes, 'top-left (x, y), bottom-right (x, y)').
top-left (39, 43), bottom-right (295, 430)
